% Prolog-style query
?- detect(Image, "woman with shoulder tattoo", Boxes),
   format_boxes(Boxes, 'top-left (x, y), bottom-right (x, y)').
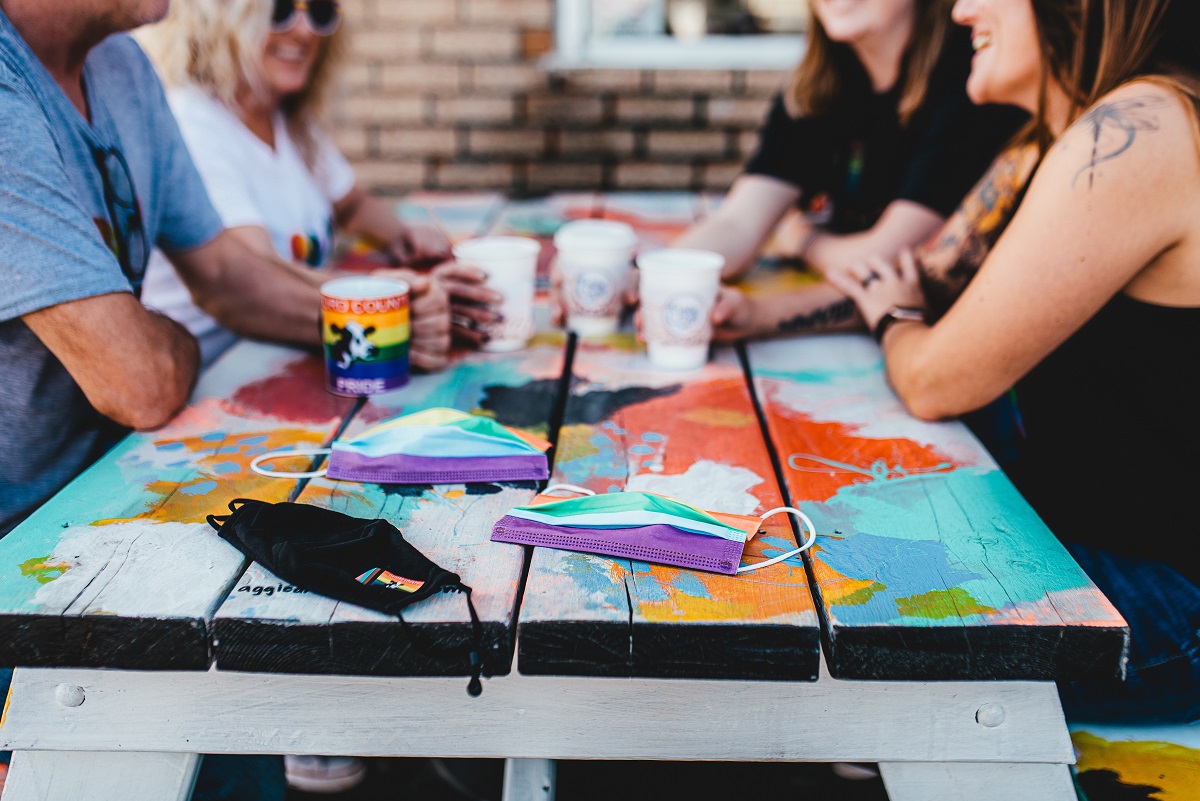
top-left (830, 0), bottom-right (1200, 723)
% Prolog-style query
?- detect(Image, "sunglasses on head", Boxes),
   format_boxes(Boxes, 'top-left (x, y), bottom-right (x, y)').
top-left (271, 0), bottom-right (341, 35)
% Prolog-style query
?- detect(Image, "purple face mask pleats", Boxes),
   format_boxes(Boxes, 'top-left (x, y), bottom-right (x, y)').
top-left (491, 515), bottom-right (745, 574)
top-left (324, 408), bottom-right (550, 485)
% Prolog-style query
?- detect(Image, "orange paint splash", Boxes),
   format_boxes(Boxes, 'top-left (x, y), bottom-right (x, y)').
top-left (766, 403), bottom-right (962, 503)
top-left (615, 376), bottom-right (781, 498)
top-left (95, 428), bottom-right (329, 525)
top-left (1073, 731), bottom-right (1200, 800)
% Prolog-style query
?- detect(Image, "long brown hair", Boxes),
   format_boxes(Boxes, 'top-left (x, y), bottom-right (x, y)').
top-left (786, 0), bottom-right (955, 125)
top-left (1025, 0), bottom-right (1200, 152)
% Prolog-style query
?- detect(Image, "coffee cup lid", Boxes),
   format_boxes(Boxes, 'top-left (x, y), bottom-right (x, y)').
top-left (636, 248), bottom-right (725, 274)
top-left (453, 236), bottom-right (542, 261)
top-left (321, 276), bottom-right (410, 299)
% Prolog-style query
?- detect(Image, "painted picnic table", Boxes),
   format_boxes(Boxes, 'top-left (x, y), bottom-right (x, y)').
top-left (0, 192), bottom-right (1128, 801)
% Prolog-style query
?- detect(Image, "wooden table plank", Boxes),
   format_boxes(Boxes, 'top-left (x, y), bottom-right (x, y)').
top-left (211, 335), bottom-right (569, 678)
top-left (746, 334), bottom-right (1129, 681)
top-left (0, 342), bottom-right (354, 670)
top-left (517, 334), bottom-right (821, 680)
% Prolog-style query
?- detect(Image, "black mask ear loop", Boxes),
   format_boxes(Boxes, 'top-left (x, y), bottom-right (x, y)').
top-left (389, 580), bottom-right (486, 696)
top-left (462, 585), bottom-right (484, 697)
top-left (206, 498), bottom-right (252, 531)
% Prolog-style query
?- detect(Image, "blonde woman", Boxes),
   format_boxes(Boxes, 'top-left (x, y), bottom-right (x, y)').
top-left (138, 0), bottom-right (483, 368)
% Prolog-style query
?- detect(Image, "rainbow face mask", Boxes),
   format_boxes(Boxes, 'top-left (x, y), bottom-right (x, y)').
top-left (251, 408), bottom-right (551, 484)
top-left (490, 486), bottom-right (815, 575)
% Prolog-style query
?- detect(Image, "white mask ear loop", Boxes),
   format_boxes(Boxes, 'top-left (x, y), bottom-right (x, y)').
top-left (736, 506), bottom-right (817, 574)
top-left (250, 447), bottom-right (332, 479)
top-left (542, 483), bottom-right (596, 497)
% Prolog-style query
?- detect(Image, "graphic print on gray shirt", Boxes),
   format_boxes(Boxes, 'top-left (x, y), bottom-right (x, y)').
top-left (0, 12), bottom-right (223, 533)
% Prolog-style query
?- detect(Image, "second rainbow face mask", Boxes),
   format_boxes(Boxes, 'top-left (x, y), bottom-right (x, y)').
top-left (251, 408), bottom-right (551, 485)
top-left (490, 488), bottom-right (815, 575)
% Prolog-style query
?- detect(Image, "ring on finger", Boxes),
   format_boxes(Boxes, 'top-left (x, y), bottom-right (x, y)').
top-left (860, 271), bottom-right (881, 289)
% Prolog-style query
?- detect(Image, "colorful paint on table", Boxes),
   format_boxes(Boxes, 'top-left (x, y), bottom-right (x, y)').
top-left (211, 333), bottom-right (570, 678)
top-left (518, 334), bottom-right (821, 680)
top-left (1071, 725), bottom-right (1200, 801)
top-left (0, 342), bottom-right (354, 670)
top-left (748, 333), bottom-right (1129, 680)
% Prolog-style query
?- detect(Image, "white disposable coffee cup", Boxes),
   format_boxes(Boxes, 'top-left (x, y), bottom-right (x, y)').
top-left (637, 248), bottom-right (725, 370)
top-left (553, 219), bottom-right (638, 337)
top-left (452, 235), bottom-right (541, 352)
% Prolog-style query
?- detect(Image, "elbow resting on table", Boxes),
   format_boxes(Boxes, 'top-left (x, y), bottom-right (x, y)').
top-left (887, 358), bottom-right (977, 423)
top-left (94, 383), bottom-right (191, 430)
top-left (91, 353), bottom-right (197, 431)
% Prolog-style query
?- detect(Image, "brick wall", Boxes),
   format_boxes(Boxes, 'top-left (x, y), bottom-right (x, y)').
top-left (327, 0), bottom-right (784, 196)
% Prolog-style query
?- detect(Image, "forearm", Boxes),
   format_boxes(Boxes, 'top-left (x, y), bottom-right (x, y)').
top-left (715, 282), bottom-right (864, 342)
top-left (805, 201), bottom-right (944, 275)
top-left (673, 175), bottom-right (799, 281)
top-left (672, 211), bottom-right (769, 281)
top-left (212, 256), bottom-right (324, 347)
top-left (24, 295), bottom-right (200, 430)
top-left (880, 322), bottom-right (961, 421)
top-left (764, 283), bottom-right (864, 335)
top-left (337, 190), bottom-right (405, 247)
top-left (178, 235), bottom-right (325, 349)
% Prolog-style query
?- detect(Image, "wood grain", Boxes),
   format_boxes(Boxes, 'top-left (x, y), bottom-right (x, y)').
top-left (745, 334), bottom-right (1129, 681)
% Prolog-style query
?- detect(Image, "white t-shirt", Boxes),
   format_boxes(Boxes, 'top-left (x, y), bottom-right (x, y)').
top-left (141, 85), bottom-right (356, 365)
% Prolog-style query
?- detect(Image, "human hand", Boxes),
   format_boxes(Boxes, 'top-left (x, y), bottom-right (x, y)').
top-left (825, 250), bottom-right (926, 334)
top-left (432, 261), bottom-right (503, 347)
top-left (710, 286), bottom-right (759, 343)
top-left (548, 256), bottom-right (567, 329)
top-left (372, 268), bottom-right (451, 371)
top-left (387, 222), bottom-right (451, 269)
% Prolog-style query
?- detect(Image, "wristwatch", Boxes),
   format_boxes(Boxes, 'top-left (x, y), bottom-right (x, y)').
top-left (872, 306), bottom-right (926, 343)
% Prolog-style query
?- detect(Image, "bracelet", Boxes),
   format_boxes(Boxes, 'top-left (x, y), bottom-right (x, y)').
top-left (871, 306), bottom-right (926, 344)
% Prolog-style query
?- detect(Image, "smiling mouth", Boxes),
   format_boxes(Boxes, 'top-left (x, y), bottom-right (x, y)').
top-left (972, 33), bottom-right (993, 52)
top-left (271, 46), bottom-right (312, 63)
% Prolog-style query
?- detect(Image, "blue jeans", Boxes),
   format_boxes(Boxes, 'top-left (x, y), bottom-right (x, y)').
top-left (1058, 542), bottom-right (1200, 724)
top-left (0, 668), bottom-right (284, 801)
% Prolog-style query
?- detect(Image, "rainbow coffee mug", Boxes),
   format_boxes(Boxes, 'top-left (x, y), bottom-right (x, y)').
top-left (320, 276), bottom-right (410, 397)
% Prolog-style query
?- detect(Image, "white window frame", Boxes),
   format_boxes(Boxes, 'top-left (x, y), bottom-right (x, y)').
top-left (544, 0), bottom-right (806, 71)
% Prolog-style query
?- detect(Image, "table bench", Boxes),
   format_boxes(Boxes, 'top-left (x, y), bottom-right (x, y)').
top-left (0, 192), bottom-right (1129, 801)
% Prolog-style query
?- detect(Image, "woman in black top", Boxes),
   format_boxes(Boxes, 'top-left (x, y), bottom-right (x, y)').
top-left (831, 0), bottom-right (1200, 723)
top-left (680, 0), bottom-right (1025, 340)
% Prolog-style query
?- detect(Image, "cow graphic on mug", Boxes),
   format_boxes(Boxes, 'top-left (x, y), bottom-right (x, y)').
top-left (320, 277), bottom-right (411, 397)
top-left (328, 320), bottom-right (379, 369)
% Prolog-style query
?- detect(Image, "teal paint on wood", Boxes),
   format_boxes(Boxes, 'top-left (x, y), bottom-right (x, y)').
top-left (746, 333), bottom-right (1129, 680)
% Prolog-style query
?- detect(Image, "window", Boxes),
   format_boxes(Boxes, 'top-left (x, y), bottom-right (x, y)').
top-left (548, 0), bottom-right (808, 70)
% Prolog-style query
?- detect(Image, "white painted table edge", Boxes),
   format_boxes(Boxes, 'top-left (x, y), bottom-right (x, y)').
top-left (1, 663), bottom-right (1078, 801)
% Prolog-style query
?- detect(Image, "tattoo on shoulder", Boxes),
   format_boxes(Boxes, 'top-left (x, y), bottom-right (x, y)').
top-left (1072, 96), bottom-right (1167, 189)
top-left (778, 299), bottom-right (856, 333)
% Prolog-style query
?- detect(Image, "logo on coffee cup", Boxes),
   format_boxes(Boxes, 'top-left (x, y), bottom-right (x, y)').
top-left (572, 270), bottom-right (616, 313)
top-left (664, 294), bottom-right (706, 338)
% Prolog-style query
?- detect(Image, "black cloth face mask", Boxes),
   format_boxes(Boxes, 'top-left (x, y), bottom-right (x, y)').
top-left (208, 498), bottom-right (485, 695)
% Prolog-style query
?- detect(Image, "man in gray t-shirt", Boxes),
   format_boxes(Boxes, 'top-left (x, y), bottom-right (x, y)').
top-left (0, 1), bottom-right (450, 535)
top-left (0, 6), bottom-right (222, 533)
